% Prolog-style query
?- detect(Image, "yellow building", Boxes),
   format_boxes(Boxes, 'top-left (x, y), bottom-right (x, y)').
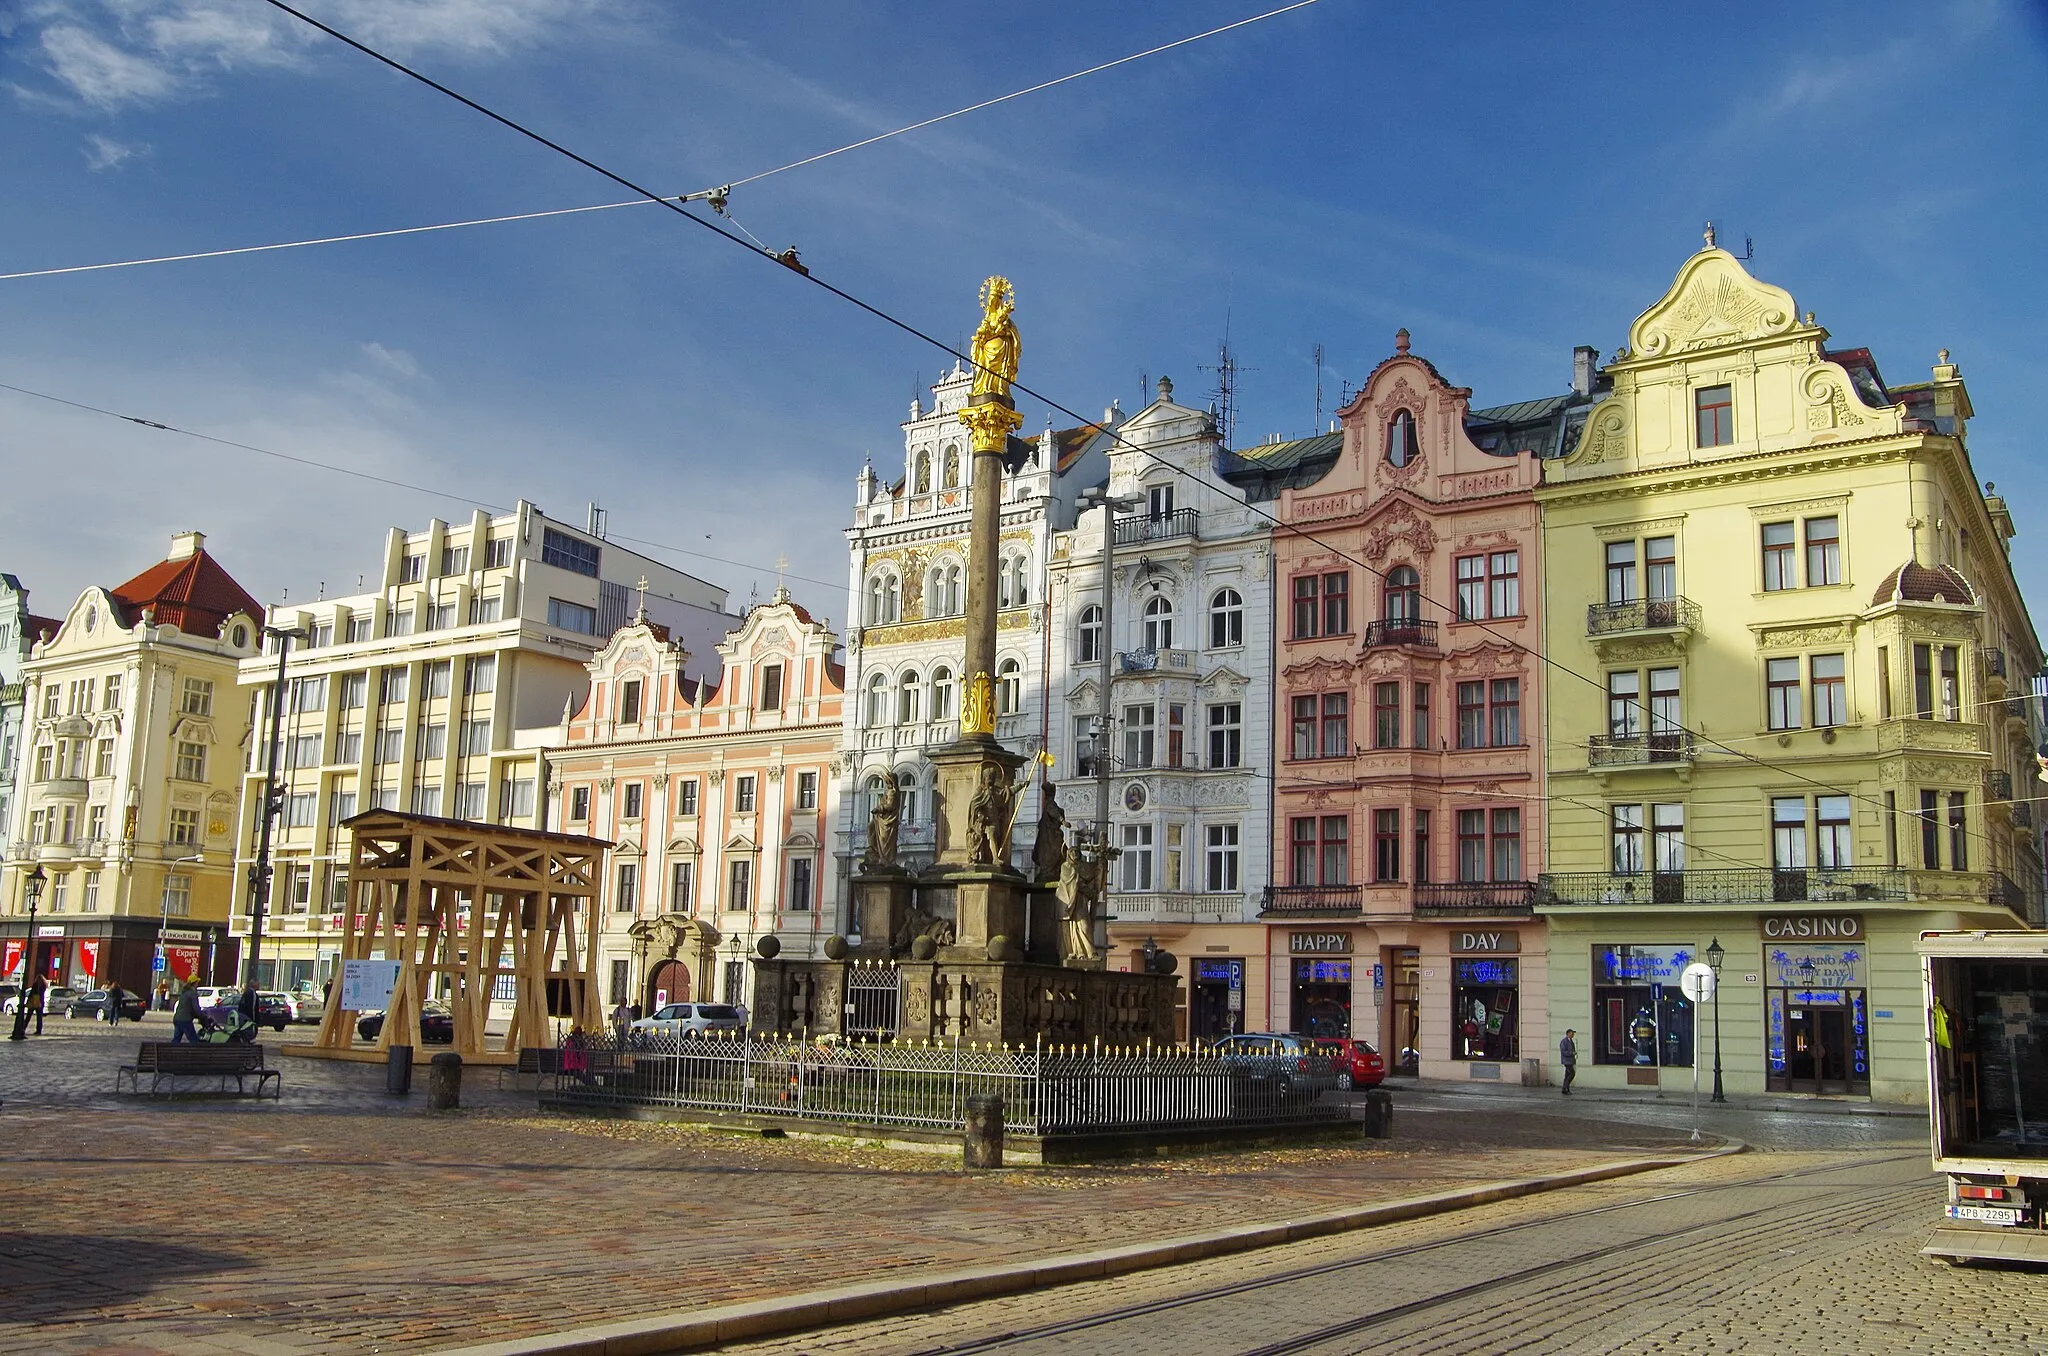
top-left (1537, 239), bottom-right (2044, 1104)
top-left (3, 532), bottom-right (263, 1000)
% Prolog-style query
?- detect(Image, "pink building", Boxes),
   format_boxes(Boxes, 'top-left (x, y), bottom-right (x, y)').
top-left (1267, 332), bottom-right (1586, 1082)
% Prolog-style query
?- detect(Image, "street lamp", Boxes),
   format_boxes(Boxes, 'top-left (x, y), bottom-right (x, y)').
top-left (1705, 936), bottom-right (1726, 1103)
top-left (8, 866), bottom-right (50, 1041)
top-left (1074, 485), bottom-right (1140, 959)
top-left (242, 624), bottom-right (307, 1020)
top-left (158, 854), bottom-right (203, 1009)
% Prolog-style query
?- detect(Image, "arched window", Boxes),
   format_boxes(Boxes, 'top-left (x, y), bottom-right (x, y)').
top-left (866, 572), bottom-right (900, 625)
top-left (866, 774), bottom-right (888, 815)
top-left (1386, 410), bottom-right (1418, 467)
top-left (897, 669), bottom-right (922, 724)
top-left (913, 450), bottom-right (932, 494)
top-left (865, 672), bottom-right (889, 725)
top-left (1209, 587), bottom-right (1243, 649)
top-left (1009, 555), bottom-right (1029, 607)
top-left (943, 564), bottom-right (963, 616)
top-left (930, 665), bottom-right (956, 722)
top-left (1143, 596), bottom-right (1175, 651)
top-left (927, 565), bottom-right (961, 618)
top-left (1077, 605), bottom-right (1103, 664)
top-left (942, 444), bottom-right (961, 489)
top-left (997, 658), bottom-right (1022, 715)
top-left (1384, 566), bottom-right (1421, 622)
top-left (898, 770), bottom-right (919, 822)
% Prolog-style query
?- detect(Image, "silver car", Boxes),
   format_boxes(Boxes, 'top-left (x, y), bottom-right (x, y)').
top-left (628, 1002), bottom-right (746, 1039)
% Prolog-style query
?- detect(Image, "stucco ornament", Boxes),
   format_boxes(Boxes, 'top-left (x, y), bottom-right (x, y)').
top-left (1629, 249), bottom-right (1798, 358)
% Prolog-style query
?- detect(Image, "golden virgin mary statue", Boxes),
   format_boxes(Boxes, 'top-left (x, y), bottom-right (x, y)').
top-left (969, 276), bottom-right (1020, 403)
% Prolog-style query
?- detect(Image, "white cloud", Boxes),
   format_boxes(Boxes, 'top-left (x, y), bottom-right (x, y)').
top-left (81, 131), bottom-right (143, 169)
top-left (359, 341), bottom-right (423, 381)
top-left (39, 23), bottom-right (177, 108)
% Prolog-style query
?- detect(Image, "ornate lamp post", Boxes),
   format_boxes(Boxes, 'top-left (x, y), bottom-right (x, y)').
top-left (9, 865), bottom-right (50, 1041)
top-left (1706, 936), bottom-right (1726, 1103)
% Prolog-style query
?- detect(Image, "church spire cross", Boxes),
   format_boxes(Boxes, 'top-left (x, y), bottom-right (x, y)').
top-left (633, 576), bottom-right (649, 622)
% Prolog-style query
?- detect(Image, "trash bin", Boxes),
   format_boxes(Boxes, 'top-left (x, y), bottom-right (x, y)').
top-left (386, 1044), bottom-right (414, 1095)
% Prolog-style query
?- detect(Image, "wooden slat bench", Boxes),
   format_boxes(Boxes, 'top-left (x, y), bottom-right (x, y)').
top-left (116, 1042), bottom-right (281, 1099)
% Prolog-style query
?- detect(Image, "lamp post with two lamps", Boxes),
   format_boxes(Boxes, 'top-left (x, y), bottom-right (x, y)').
top-left (241, 624), bottom-right (307, 1021)
top-left (8, 865), bottom-right (50, 1041)
top-left (1706, 936), bottom-right (1726, 1103)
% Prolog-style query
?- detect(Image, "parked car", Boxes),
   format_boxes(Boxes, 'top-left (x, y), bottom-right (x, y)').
top-left (193, 986), bottom-right (239, 1009)
top-left (2, 984), bottom-right (78, 1014)
top-left (1210, 1032), bottom-right (1341, 1101)
top-left (66, 989), bottom-right (149, 1022)
top-left (629, 1002), bottom-right (746, 1039)
top-left (1309, 1036), bottom-right (1387, 1091)
top-left (279, 991), bottom-right (325, 1024)
top-left (200, 989), bottom-right (291, 1031)
top-left (356, 1001), bottom-right (454, 1045)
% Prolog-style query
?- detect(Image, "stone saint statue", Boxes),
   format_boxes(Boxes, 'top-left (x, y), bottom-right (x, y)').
top-left (1032, 780), bottom-right (1067, 883)
top-left (863, 778), bottom-right (900, 872)
top-left (967, 764), bottom-right (1015, 867)
top-left (969, 277), bottom-right (1020, 403)
top-left (1057, 847), bottom-right (1105, 966)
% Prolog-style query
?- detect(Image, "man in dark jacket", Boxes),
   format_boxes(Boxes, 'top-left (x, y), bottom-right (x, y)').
top-left (1559, 1028), bottom-right (1579, 1095)
top-left (172, 985), bottom-right (202, 1044)
top-left (104, 982), bottom-right (126, 1025)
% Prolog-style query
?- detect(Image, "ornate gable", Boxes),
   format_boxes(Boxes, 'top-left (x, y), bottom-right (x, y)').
top-left (1627, 248), bottom-right (1798, 360)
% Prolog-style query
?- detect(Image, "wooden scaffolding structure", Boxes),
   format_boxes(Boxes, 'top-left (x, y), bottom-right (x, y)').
top-left (309, 811), bottom-right (612, 1064)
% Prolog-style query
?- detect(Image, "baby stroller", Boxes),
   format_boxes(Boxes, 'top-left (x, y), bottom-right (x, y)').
top-left (197, 1004), bottom-right (260, 1045)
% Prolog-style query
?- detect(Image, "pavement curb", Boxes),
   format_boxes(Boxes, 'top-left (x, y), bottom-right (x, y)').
top-left (434, 1143), bottom-right (1742, 1356)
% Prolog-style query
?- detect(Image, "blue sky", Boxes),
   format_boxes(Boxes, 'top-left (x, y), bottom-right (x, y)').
top-left (3, 0), bottom-right (2045, 629)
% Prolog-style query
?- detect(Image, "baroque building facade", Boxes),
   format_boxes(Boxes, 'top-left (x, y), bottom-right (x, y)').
top-left (1537, 240), bottom-right (2045, 1103)
top-left (0, 575), bottom-right (56, 900)
top-left (3, 533), bottom-right (263, 999)
top-left (551, 589), bottom-right (846, 1012)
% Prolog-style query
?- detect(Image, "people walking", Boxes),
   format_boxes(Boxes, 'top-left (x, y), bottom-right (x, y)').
top-left (172, 984), bottom-right (202, 1044)
top-left (1559, 1027), bottom-right (1579, 1095)
top-left (104, 982), bottom-right (125, 1025)
top-left (29, 977), bottom-right (47, 1036)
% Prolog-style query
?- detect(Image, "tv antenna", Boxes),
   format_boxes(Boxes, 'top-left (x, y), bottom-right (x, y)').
top-left (1312, 342), bottom-right (1326, 433)
top-left (1199, 310), bottom-right (1256, 449)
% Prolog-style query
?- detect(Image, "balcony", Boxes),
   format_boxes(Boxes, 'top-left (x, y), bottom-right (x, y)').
top-left (1115, 647), bottom-right (1198, 676)
top-left (1107, 891), bottom-right (1247, 926)
top-left (1412, 881), bottom-right (1536, 918)
top-left (1587, 732), bottom-right (1696, 767)
top-left (1537, 866), bottom-right (1910, 908)
top-left (1988, 769), bottom-right (2014, 800)
top-left (840, 818), bottom-right (940, 858)
top-left (37, 777), bottom-right (89, 799)
top-left (1986, 648), bottom-right (2009, 699)
top-left (1115, 508), bottom-right (1199, 546)
top-left (1586, 596), bottom-right (1701, 636)
top-left (1363, 619), bottom-right (1437, 649)
top-left (2014, 802), bottom-right (2035, 829)
top-left (1261, 884), bottom-right (1363, 917)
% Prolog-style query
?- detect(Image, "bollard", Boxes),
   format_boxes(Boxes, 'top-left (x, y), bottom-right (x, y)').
top-left (386, 1044), bottom-right (414, 1096)
top-left (427, 1052), bottom-right (463, 1112)
top-left (963, 1093), bottom-right (1005, 1169)
top-left (1358, 1088), bottom-right (1394, 1139)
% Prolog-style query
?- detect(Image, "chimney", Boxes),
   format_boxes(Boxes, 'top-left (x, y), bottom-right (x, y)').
top-left (168, 531), bottom-right (205, 560)
top-left (1571, 346), bottom-right (1598, 398)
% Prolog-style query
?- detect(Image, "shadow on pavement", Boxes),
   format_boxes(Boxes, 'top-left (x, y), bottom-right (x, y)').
top-left (0, 1232), bottom-right (252, 1319)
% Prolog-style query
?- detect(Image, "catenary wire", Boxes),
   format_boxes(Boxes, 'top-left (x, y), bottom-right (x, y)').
top-left (0, 2), bottom-right (1318, 285)
top-left (235, 1), bottom-right (2046, 873)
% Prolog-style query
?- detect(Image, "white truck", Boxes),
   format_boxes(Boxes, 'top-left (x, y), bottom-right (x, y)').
top-left (1920, 929), bottom-right (2048, 1264)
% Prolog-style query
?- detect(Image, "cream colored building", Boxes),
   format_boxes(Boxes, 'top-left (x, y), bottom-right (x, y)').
top-left (231, 502), bottom-right (734, 995)
top-left (3, 532), bottom-right (263, 999)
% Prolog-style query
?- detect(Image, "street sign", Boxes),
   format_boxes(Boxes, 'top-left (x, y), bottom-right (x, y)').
top-left (152, 956), bottom-right (166, 972)
top-left (1680, 962), bottom-right (1716, 1002)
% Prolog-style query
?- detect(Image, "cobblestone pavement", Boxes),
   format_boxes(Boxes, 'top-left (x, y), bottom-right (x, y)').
top-left (1, 1021), bottom-right (1708, 1355)
top-left (719, 1117), bottom-right (2048, 1356)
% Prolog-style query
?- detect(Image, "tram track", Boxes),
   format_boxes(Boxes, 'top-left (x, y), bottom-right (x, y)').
top-left (904, 1150), bottom-right (1927, 1356)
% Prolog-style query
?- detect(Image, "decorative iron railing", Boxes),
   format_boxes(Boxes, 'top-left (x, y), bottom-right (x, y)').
top-left (1362, 619), bottom-right (1437, 649)
top-left (1411, 881), bottom-right (1536, 917)
top-left (1586, 597), bottom-right (1701, 635)
top-left (1260, 884), bottom-right (1364, 917)
top-left (1988, 769), bottom-right (2014, 800)
top-left (1587, 732), bottom-right (1697, 766)
top-left (1114, 508), bottom-right (1200, 546)
top-left (1537, 866), bottom-right (1910, 907)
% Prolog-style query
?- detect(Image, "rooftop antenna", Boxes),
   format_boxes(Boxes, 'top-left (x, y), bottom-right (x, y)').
top-left (1312, 342), bottom-right (1325, 434)
top-left (587, 502), bottom-right (608, 539)
top-left (1705, 220), bottom-right (1754, 261)
top-left (1200, 306), bottom-right (1256, 450)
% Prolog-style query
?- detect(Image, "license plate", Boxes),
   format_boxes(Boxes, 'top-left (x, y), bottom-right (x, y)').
top-left (1948, 1204), bottom-right (2025, 1225)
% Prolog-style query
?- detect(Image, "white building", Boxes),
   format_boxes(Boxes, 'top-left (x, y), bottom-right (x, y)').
top-left (836, 364), bottom-right (1117, 922)
top-left (0, 575), bottom-right (55, 888)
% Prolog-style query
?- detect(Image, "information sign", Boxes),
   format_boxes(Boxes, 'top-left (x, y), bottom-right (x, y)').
top-left (338, 958), bottom-right (400, 1011)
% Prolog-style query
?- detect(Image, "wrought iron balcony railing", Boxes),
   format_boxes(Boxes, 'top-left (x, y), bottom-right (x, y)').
top-left (1587, 732), bottom-right (1696, 766)
top-left (1538, 866), bottom-right (1911, 908)
top-left (1586, 596), bottom-right (1701, 636)
top-left (1986, 647), bottom-right (2008, 679)
top-left (1363, 618), bottom-right (1437, 649)
top-left (1988, 769), bottom-right (2014, 800)
top-left (1411, 881), bottom-right (1536, 918)
top-left (1114, 508), bottom-right (1199, 546)
top-left (1260, 884), bottom-right (1364, 917)
top-left (2013, 802), bottom-right (2034, 829)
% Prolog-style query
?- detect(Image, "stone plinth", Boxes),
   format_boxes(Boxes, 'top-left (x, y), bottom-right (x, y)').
top-left (850, 869), bottom-right (916, 957)
top-left (926, 733), bottom-right (1026, 870)
top-left (754, 955), bottom-right (1177, 1046)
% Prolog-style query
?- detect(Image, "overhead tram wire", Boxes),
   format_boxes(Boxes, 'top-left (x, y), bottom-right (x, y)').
top-left (0, 378), bottom-right (842, 597)
top-left (0, 2), bottom-right (1320, 285)
top-left (259, 0), bottom-right (2018, 868)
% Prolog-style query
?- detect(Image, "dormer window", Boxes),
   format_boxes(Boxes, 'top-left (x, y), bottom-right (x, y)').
top-left (1387, 410), bottom-right (1418, 467)
top-left (620, 679), bottom-right (642, 724)
top-left (759, 664), bottom-right (784, 711)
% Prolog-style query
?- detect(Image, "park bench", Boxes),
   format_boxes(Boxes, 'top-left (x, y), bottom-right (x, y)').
top-left (115, 1042), bottom-right (281, 1099)
top-left (498, 1045), bottom-right (563, 1089)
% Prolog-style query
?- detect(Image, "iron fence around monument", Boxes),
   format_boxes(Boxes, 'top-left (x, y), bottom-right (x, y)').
top-left (545, 1033), bottom-right (1346, 1136)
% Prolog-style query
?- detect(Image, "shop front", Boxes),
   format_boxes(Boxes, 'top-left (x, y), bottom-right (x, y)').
top-left (1282, 928), bottom-right (1357, 1038)
top-left (1442, 925), bottom-right (1540, 1082)
top-left (1189, 957), bottom-right (1246, 1042)
top-left (1760, 918), bottom-right (1870, 1096)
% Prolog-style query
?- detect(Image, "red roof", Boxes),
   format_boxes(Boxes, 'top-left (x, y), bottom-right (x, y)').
top-left (110, 546), bottom-right (264, 637)
top-left (1871, 560), bottom-right (1977, 608)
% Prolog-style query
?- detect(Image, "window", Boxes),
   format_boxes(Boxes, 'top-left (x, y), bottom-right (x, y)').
top-left (380, 668), bottom-right (409, 705)
top-left (400, 552), bottom-right (426, 583)
top-left (1289, 815), bottom-right (1349, 885)
top-left (371, 786), bottom-right (398, 811)
top-left (1124, 703), bottom-right (1156, 769)
top-left (1651, 803), bottom-right (1685, 874)
top-left (1766, 658), bottom-right (1802, 730)
top-left (1456, 555), bottom-right (1485, 621)
top-left (1761, 522), bottom-right (1796, 591)
top-left (1811, 653), bottom-right (1847, 727)
top-left (541, 527), bottom-right (600, 577)
top-left (290, 675), bottom-right (326, 713)
top-left (1291, 694), bottom-right (1317, 760)
top-left (375, 727), bottom-right (405, 764)
top-left (1877, 646), bottom-right (1892, 719)
top-left (410, 784), bottom-right (440, 815)
top-left (670, 860), bottom-right (695, 913)
top-left (484, 535), bottom-right (514, 569)
top-left (1817, 796), bottom-right (1851, 869)
top-left (48, 874), bottom-right (67, 913)
top-left (465, 655), bottom-right (497, 694)
top-left (998, 658), bottom-right (1021, 716)
top-left (867, 572), bottom-right (901, 624)
top-left (623, 783), bottom-right (644, 819)
top-left (930, 665), bottom-right (955, 722)
top-left (1205, 824), bottom-right (1240, 892)
top-left (1142, 596), bottom-right (1175, 651)
top-left (308, 622), bottom-right (333, 648)
top-left (865, 673), bottom-right (889, 725)
top-left (1611, 804), bottom-right (1645, 874)
top-left (164, 874), bottom-right (191, 918)
top-left (678, 780), bottom-right (699, 816)
top-left (1386, 409), bottom-right (1418, 466)
top-left (1412, 683), bottom-right (1431, 750)
top-left (1695, 384), bottom-right (1733, 447)
top-left (735, 775), bottom-right (758, 813)
top-left (797, 770), bottom-right (818, 811)
top-left (1805, 516), bottom-right (1840, 586)
top-left (1167, 703), bottom-right (1187, 769)
top-left (1293, 576), bottom-right (1319, 639)
top-left (1209, 588), bottom-right (1243, 648)
top-left (1374, 808), bottom-right (1401, 882)
top-left (788, 857), bottom-right (814, 912)
top-left (1490, 679), bottom-right (1521, 747)
top-left (1373, 682), bottom-right (1401, 749)
top-left (1321, 692), bottom-right (1350, 758)
top-left (1077, 605), bottom-right (1103, 664)
top-left (547, 598), bottom-right (598, 634)
top-left (1949, 791), bottom-right (1969, 871)
top-left (1292, 573), bottom-right (1349, 639)
top-left (346, 616), bottom-right (373, 643)
top-left (418, 723), bottom-right (446, 760)
top-left (103, 674), bottom-right (122, 709)
top-left (1119, 824), bottom-right (1154, 891)
top-left (1147, 483), bottom-right (1175, 520)
top-left (469, 593), bottom-right (502, 624)
top-left (615, 862), bottom-right (639, 914)
top-left (1382, 567), bottom-right (1419, 623)
top-left (330, 788), bottom-right (357, 824)
top-left (1920, 789), bottom-right (1942, 869)
top-left (94, 738), bottom-right (114, 777)
top-left (759, 665), bottom-right (783, 711)
top-left (423, 661), bottom-right (452, 699)
top-left (1939, 646), bottom-right (1961, 721)
top-left (168, 807), bottom-right (201, 846)
top-left (339, 672), bottom-right (367, 709)
top-left (1491, 809), bottom-right (1522, 882)
top-left (174, 741), bottom-right (206, 781)
top-left (460, 720), bottom-right (490, 756)
top-left (1413, 809), bottom-right (1431, 882)
top-left (569, 787), bottom-right (590, 821)
top-left (386, 607), bottom-right (415, 638)
top-left (925, 564), bottom-right (963, 618)
top-left (439, 544), bottom-right (469, 576)
top-left (1323, 574), bottom-right (1350, 636)
top-left (897, 670), bottom-right (922, 724)
top-left (501, 776), bottom-right (537, 823)
top-left (284, 793), bottom-right (316, 828)
top-left (87, 805), bottom-right (105, 842)
top-left (181, 678), bottom-right (214, 716)
top-left (288, 734), bottom-right (322, 769)
top-left (33, 744), bottom-right (51, 781)
top-left (1457, 682), bottom-right (1486, 749)
top-left (1207, 703), bottom-right (1242, 769)
top-left (1608, 671), bottom-right (1642, 739)
top-left (1457, 809), bottom-right (1487, 882)
top-left (999, 554), bottom-right (1029, 608)
top-left (429, 602), bottom-right (457, 631)
top-left (1644, 537), bottom-right (1676, 601)
top-left (1075, 715), bottom-right (1099, 776)
top-left (1456, 552), bottom-right (1521, 620)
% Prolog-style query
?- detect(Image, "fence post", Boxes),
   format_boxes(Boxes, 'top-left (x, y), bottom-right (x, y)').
top-left (963, 1093), bottom-right (1005, 1169)
top-left (740, 1031), bottom-right (750, 1113)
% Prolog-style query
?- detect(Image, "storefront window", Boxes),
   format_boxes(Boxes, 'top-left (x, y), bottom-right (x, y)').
top-left (1191, 958), bottom-right (1244, 1041)
top-left (1591, 944), bottom-right (1696, 1067)
top-left (1290, 958), bottom-right (1352, 1037)
top-left (1452, 958), bottom-right (1518, 1061)
top-left (1764, 942), bottom-right (1869, 1094)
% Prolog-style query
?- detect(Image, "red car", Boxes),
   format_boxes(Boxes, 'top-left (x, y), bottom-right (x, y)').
top-left (1310, 1037), bottom-right (1386, 1090)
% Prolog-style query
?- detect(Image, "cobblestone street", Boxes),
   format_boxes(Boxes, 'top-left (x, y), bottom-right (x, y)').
top-left (2, 1019), bottom-right (1706, 1354)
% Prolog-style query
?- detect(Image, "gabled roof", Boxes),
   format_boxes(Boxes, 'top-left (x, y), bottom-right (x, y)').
top-left (110, 547), bottom-right (263, 637)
